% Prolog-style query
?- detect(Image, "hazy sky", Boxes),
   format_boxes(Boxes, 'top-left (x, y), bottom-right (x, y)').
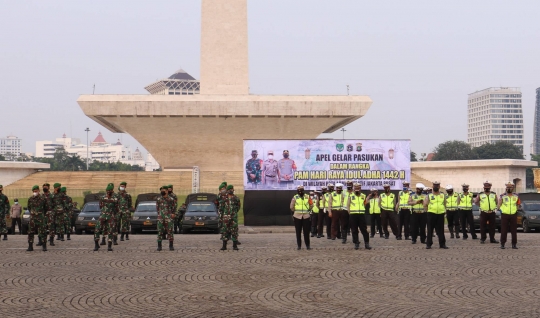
top-left (1, 0), bottom-right (539, 159)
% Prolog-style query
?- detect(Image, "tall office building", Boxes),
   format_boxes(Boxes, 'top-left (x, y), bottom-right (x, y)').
top-left (533, 88), bottom-right (540, 154)
top-left (467, 87), bottom-right (523, 149)
top-left (0, 135), bottom-right (22, 159)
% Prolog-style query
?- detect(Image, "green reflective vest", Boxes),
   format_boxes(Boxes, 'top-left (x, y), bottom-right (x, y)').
top-left (411, 194), bottom-right (425, 212)
top-left (398, 191), bottom-right (411, 209)
top-left (445, 193), bottom-right (459, 211)
top-left (344, 192), bottom-right (353, 210)
top-left (312, 197), bottom-right (320, 213)
top-left (427, 193), bottom-right (446, 214)
top-left (349, 193), bottom-right (366, 214)
top-left (380, 193), bottom-right (395, 210)
top-left (500, 195), bottom-right (518, 215)
top-left (294, 194), bottom-right (310, 213)
top-left (324, 193), bottom-right (331, 208)
top-left (369, 198), bottom-right (381, 214)
top-left (479, 192), bottom-right (497, 212)
top-left (332, 193), bottom-right (344, 210)
top-left (458, 192), bottom-right (473, 209)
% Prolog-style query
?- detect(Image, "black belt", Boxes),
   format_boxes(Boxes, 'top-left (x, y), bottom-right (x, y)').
top-left (265, 175), bottom-right (276, 178)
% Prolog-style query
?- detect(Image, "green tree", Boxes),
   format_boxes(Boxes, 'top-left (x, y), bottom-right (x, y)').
top-left (473, 141), bottom-right (524, 159)
top-left (410, 151), bottom-right (418, 162)
top-left (432, 140), bottom-right (478, 161)
top-left (0, 154), bottom-right (5, 161)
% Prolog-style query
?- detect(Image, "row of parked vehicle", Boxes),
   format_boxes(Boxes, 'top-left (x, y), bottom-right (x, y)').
top-left (14, 192), bottom-right (221, 235)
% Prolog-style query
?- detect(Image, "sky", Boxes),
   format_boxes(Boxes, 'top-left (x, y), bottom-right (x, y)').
top-left (1, 0), bottom-right (539, 159)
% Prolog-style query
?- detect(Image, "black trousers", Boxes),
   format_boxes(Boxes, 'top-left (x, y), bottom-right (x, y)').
top-left (397, 209), bottom-right (411, 238)
top-left (370, 213), bottom-right (382, 236)
top-left (315, 212), bottom-right (325, 236)
top-left (410, 212), bottom-right (427, 243)
top-left (294, 217), bottom-right (311, 247)
top-left (500, 214), bottom-right (517, 245)
top-left (459, 209), bottom-right (477, 239)
top-left (310, 213), bottom-right (319, 234)
top-left (381, 209), bottom-right (399, 237)
top-left (349, 214), bottom-right (369, 244)
top-left (342, 210), bottom-right (350, 235)
top-left (324, 212), bottom-right (332, 237)
top-left (446, 210), bottom-right (460, 234)
top-left (11, 217), bottom-right (21, 234)
top-left (480, 212), bottom-right (496, 241)
top-left (426, 213), bottom-right (446, 247)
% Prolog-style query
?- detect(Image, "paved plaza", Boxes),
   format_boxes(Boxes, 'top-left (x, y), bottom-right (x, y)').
top-left (0, 230), bottom-right (539, 317)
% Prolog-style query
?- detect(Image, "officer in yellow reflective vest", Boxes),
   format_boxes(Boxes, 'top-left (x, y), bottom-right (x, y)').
top-left (474, 181), bottom-right (499, 244)
top-left (498, 182), bottom-right (520, 249)
top-left (290, 185), bottom-right (313, 250)
top-left (408, 183), bottom-right (426, 244)
top-left (395, 181), bottom-right (412, 240)
top-left (444, 185), bottom-right (460, 239)
top-left (322, 184), bottom-right (334, 239)
top-left (366, 188), bottom-right (383, 238)
top-left (423, 181), bottom-right (448, 249)
top-left (328, 183), bottom-right (346, 242)
top-left (309, 191), bottom-right (320, 238)
top-left (347, 183), bottom-right (371, 250)
top-left (456, 183), bottom-right (477, 240)
top-left (342, 181), bottom-right (354, 239)
top-left (379, 183), bottom-right (399, 239)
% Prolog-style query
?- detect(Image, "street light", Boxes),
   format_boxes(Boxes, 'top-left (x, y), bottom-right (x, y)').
top-left (340, 128), bottom-right (346, 140)
top-left (85, 127), bottom-right (90, 170)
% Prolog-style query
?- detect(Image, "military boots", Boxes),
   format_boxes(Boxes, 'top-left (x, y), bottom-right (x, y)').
top-left (157, 241), bottom-right (162, 251)
top-left (365, 243), bottom-right (372, 250)
top-left (120, 233), bottom-right (125, 241)
top-left (107, 241), bottom-right (113, 252)
top-left (36, 237), bottom-right (43, 246)
top-left (233, 241), bottom-right (239, 251)
top-left (49, 236), bottom-right (55, 246)
top-left (169, 241), bottom-right (174, 251)
top-left (125, 233), bottom-right (129, 240)
top-left (93, 240), bottom-right (100, 251)
top-left (27, 242), bottom-right (33, 252)
top-left (220, 241), bottom-right (227, 251)
top-left (66, 233), bottom-right (71, 240)
top-left (113, 236), bottom-right (118, 246)
top-left (100, 237), bottom-right (106, 245)
top-left (42, 240), bottom-right (47, 252)
top-left (3, 234), bottom-right (7, 240)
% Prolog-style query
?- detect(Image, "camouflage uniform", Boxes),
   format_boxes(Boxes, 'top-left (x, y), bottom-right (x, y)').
top-left (216, 191), bottom-right (227, 229)
top-left (42, 192), bottom-right (54, 237)
top-left (245, 156), bottom-right (263, 188)
top-left (116, 191), bottom-right (133, 234)
top-left (0, 192), bottom-right (10, 235)
top-left (156, 196), bottom-right (174, 243)
top-left (51, 192), bottom-right (68, 237)
top-left (27, 194), bottom-right (47, 244)
top-left (220, 194), bottom-right (241, 242)
top-left (63, 194), bottom-right (75, 235)
top-left (168, 191), bottom-right (180, 232)
top-left (95, 194), bottom-right (119, 242)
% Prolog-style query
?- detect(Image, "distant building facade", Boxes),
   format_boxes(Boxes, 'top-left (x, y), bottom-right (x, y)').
top-left (144, 69), bottom-right (200, 95)
top-left (0, 135), bottom-right (22, 159)
top-left (467, 87), bottom-right (524, 149)
top-left (534, 88), bottom-right (540, 154)
top-left (35, 133), bottom-right (159, 169)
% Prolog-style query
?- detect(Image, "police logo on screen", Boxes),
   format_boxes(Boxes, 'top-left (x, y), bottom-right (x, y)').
top-left (346, 144), bottom-right (353, 152)
top-left (356, 143), bottom-right (362, 152)
top-left (336, 144), bottom-right (344, 152)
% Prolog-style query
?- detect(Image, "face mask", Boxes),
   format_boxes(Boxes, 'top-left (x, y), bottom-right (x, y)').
top-left (283, 154), bottom-right (289, 158)
top-left (322, 190), bottom-right (327, 194)
top-left (43, 188), bottom-right (49, 193)
top-left (416, 190), bottom-right (422, 194)
top-left (462, 188), bottom-right (468, 192)
top-left (403, 187), bottom-right (408, 191)
top-left (347, 187), bottom-right (352, 191)
top-left (251, 154), bottom-right (257, 159)
top-left (484, 188), bottom-right (491, 192)
top-left (161, 191), bottom-right (166, 196)
top-left (268, 155), bottom-right (274, 160)
top-left (168, 190), bottom-right (172, 194)
top-left (447, 191), bottom-right (453, 195)
top-left (506, 188), bottom-right (512, 193)
top-left (433, 186), bottom-right (440, 192)
top-left (228, 190), bottom-right (234, 194)
top-left (220, 189), bottom-right (226, 193)
top-left (336, 189), bottom-right (342, 194)
top-left (119, 187), bottom-right (125, 191)
top-left (354, 191), bottom-right (360, 195)
top-left (107, 191), bottom-right (113, 196)
top-left (298, 190), bottom-right (304, 195)
top-left (33, 192), bottom-right (39, 197)
top-left (385, 188), bottom-right (390, 193)
top-left (14, 202), bottom-right (18, 205)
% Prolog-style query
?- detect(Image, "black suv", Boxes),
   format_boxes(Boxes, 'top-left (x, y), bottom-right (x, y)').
top-left (182, 193), bottom-right (219, 234)
top-left (74, 194), bottom-right (103, 234)
top-left (130, 193), bottom-right (160, 234)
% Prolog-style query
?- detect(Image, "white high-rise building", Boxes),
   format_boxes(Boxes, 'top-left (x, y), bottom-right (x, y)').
top-left (0, 135), bottom-right (22, 159)
top-left (467, 87), bottom-right (524, 149)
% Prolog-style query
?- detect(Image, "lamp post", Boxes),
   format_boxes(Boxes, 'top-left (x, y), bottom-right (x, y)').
top-left (85, 127), bottom-right (90, 170)
top-left (340, 128), bottom-right (346, 140)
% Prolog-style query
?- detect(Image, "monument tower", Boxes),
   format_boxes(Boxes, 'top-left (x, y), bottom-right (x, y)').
top-left (77, 0), bottom-right (373, 188)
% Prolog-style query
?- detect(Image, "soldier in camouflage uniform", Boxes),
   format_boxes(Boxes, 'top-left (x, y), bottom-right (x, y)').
top-left (50, 183), bottom-right (68, 244)
top-left (41, 183), bottom-right (53, 246)
top-left (27, 185), bottom-right (48, 251)
top-left (61, 187), bottom-right (76, 241)
top-left (94, 183), bottom-right (119, 252)
top-left (220, 185), bottom-right (241, 251)
top-left (167, 185), bottom-right (179, 236)
top-left (215, 182), bottom-right (228, 230)
top-left (117, 182), bottom-right (133, 241)
top-left (156, 185), bottom-right (175, 251)
top-left (245, 150), bottom-right (262, 189)
top-left (0, 185), bottom-right (10, 241)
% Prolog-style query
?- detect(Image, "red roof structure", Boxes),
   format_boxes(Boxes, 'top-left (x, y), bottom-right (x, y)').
top-left (91, 132), bottom-right (107, 145)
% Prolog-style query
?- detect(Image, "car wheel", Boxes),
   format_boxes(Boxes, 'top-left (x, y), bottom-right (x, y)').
top-left (523, 219), bottom-right (531, 233)
top-left (75, 228), bottom-right (83, 235)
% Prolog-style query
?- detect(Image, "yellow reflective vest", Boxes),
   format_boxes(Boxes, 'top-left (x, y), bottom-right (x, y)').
top-left (445, 193), bottom-right (459, 211)
top-left (380, 193), bottom-right (395, 210)
top-left (349, 193), bottom-right (366, 214)
top-left (294, 194), bottom-right (310, 213)
top-left (458, 192), bottom-right (473, 209)
top-left (369, 198), bottom-right (381, 214)
top-left (411, 194), bottom-right (425, 212)
top-left (479, 192), bottom-right (497, 212)
top-left (331, 192), bottom-right (344, 210)
top-left (500, 194), bottom-right (519, 215)
top-left (398, 191), bottom-right (411, 209)
top-left (427, 193), bottom-right (446, 214)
